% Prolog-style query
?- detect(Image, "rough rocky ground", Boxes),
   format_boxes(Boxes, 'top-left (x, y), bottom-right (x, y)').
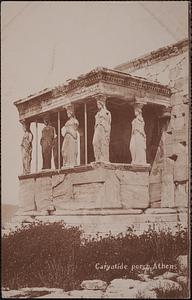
top-left (2, 257), bottom-right (189, 299)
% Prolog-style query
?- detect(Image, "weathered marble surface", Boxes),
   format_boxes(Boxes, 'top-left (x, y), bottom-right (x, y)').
top-left (130, 106), bottom-right (146, 165)
top-left (19, 178), bottom-right (36, 212)
top-left (9, 211), bottom-right (180, 238)
top-left (61, 105), bottom-right (79, 168)
top-left (35, 177), bottom-right (53, 211)
top-left (175, 182), bottom-right (188, 207)
top-left (18, 164), bottom-right (150, 212)
top-left (21, 121), bottom-right (33, 175)
top-left (121, 44), bottom-right (188, 212)
top-left (40, 119), bottom-right (55, 170)
top-left (92, 96), bottom-right (111, 162)
top-left (14, 67), bottom-right (171, 121)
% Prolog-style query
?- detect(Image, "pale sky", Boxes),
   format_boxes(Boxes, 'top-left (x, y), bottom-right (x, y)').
top-left (1, 1), bottom-right (189, 204)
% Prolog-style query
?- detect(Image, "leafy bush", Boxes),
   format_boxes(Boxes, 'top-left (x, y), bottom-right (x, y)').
top-left (77, 226), bottom-right (188, 282)
top-left (2, 221), bottom-right (82, 290)
top-left (2, 222), bottom-right (188, 290)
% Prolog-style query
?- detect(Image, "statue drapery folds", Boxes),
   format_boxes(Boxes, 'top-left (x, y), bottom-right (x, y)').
top-left (20, 99), bottom-right (147, 174)
top-left (92, 95), bottom-right (111, 162)
top-left (40, 116), bottom-right (55, 169)
top-left (130, 105), bottom-right (146, 164)
top-left (21, 120), bottom-right (33, 175)
top-left (61, 104), bottom-right (79, 168)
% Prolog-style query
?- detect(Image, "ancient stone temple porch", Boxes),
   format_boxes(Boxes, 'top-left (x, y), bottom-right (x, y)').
top-left (13, 67), bottom-right (186, 235)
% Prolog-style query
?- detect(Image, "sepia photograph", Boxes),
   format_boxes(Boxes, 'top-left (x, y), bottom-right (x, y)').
top-left (1, 1), bottom-right (190, 298)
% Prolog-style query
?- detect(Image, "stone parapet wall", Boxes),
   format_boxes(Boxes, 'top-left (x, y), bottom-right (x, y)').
top-left (18, 162), bottom-right (150, 214)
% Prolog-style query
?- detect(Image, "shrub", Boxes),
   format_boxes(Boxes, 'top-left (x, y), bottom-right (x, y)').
top-left (77, 226), bottom-right (188, 282)
top-left (2, 221), bottom-right (82, 290)
top-left (2, 222), bottom-right (188, 290)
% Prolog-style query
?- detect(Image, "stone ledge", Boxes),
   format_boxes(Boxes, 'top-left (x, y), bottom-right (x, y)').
top-left (15, 210), bottom-right (48, 216)
top-left (176, 208), bottom-right (189, 213)
top-left (20, 214), bottom-right (179, 227)
top-left (15, 209), bottom-right (144, 216)
top-left (90, 162), bottom-right (151, 172)
top-left (18, 162), bottom-right (151, 180)
top-left (144, 208), bottom-right (177, 214)
top-left (51, 208), bottom-right (144, 216)
top-left (3, 215), bottom-right (184, 237)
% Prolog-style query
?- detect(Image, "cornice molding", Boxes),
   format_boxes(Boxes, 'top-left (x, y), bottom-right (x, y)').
top-left (14, 67), bottom-right (171, 110)
top-left (52, 68), bottom-right (171, 98)
top-left (115, 38), bottom-right (189, 73)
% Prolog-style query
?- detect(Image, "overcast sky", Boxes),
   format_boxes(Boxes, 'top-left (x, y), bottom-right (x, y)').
top-left (1, 1), bottom-right (189, 205)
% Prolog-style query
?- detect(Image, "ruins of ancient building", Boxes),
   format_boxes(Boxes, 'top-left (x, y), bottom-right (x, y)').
top-left (14, 38), bottom-right (189, 235)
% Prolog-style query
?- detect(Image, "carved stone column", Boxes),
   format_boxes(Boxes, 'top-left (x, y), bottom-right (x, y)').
top-left (92, 94), bottom-right (111, 162)
top-left (130, 99), bottom-right (147, 165)
top-left (20, 119), bottom-right (33, 175)
top-left (40, 115), bottom-right (55, 170)
top-left (61, 104), bottom-right (79, 168)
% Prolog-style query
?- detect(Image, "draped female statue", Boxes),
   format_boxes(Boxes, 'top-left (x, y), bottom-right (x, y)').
top-left (61, 105), bottom-right (79, 168)
top-left (21, 121), bottom-right (33, 175)
top-left (130, 106), bottom-right (146, 164)
top-left (40, 116), bottom-right (55, 169)
top-left (53, 132), bottom-right (63, 169)
top-left (92, 95), bottom-right (111, 162)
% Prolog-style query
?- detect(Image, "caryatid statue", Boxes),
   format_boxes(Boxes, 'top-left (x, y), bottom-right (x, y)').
top-left (40, 116), bottom-right (55, 169)
top-left (21, 120), bottom-right (33, 175)
top-left (61, 104), bottom-right (79, 168)
top-left (130, 105), bottom-right (146, 164)
top-left (92, 95), bottom-right (111, 162)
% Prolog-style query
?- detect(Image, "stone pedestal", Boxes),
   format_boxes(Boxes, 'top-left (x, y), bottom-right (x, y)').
top-left (18, 163), bottom-right (150, 213)
top-left (16, 163), bottom-right (188, 236)
top-left (13, 208), bottom-right (185, 237)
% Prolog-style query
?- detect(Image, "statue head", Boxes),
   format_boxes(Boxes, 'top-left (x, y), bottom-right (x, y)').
top-left (134, 104), bottom-right (143, 118)
top-left (23, 124), bottom-right (27, 132)
top-left (43, 115), bottom-right (50, 126)
top-left (96, 95), bottom-right (107, 110)
top-left (21, 120), bottom-right (30, 132)
top-left (135, 108), bottom-right (141, 117)
top-left (66, 104), bottom-right (75, 118)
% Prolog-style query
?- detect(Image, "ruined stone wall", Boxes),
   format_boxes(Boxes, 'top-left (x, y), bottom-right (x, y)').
top-left (116, 41), bottom-right (189, 211)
